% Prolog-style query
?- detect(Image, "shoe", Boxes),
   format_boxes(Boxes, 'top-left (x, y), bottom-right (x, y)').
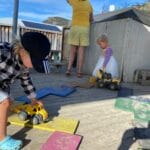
top-left (77, 72), bottom-right (83, 78)
top-left (65, 70), bottom-right (71, 76)
top-left (0, 136), bottom-right (22, 150)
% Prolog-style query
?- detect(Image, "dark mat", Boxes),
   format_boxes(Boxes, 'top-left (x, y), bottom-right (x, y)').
top-left (117, 87), bottom-right (133, 97)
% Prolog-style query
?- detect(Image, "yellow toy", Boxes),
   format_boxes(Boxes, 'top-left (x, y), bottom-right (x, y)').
top-left (96, 69), bottom-right (120, 90)
top-left (11, 103), bottom-right (49, 125)
top-left (89, 76), bottom-right (97, 84)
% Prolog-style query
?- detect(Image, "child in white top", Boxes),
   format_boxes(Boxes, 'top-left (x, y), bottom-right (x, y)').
top-left (92, 34), bottom-right (119, 78)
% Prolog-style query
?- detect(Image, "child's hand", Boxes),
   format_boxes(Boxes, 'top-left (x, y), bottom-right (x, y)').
top-left (102, 67), bottom-right (106, 72)
top-left (31, 99), bottom-right (43, 107)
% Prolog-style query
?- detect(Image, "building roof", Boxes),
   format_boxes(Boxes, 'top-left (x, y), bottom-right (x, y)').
top-left (94, 8), bottom-right (150, 26)
top-left (0, 18), bottom-right (24, 26)
top-left (22, 20), bottom-right (61, 32)
top-left (0, 18), bottom-right (62, 32)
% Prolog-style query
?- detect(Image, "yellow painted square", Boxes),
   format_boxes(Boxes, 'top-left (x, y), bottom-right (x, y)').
top-left (8, 113), bottom-right (79, 134)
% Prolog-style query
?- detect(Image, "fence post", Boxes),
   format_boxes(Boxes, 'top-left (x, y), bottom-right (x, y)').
top-left (12, 0), bottom-right (19, 41)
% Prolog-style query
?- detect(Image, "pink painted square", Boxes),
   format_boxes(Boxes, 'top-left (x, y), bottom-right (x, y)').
top-left (41, 131), bottom-right (82, 150)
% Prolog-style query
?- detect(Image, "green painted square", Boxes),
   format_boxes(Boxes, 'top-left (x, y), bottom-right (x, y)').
top-left (133, 101), bottom-right (150, 122)
top-left (115, 98), bottom-right (133, 112)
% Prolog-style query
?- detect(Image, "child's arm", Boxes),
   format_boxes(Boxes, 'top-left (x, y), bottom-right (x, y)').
top-left (103, 47), bottom-right (112, 69)
top-left (18, 70), bottom-right (37, 102)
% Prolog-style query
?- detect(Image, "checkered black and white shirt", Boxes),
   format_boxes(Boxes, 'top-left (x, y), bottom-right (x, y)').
top-left (0, 42), bottom-right (36, 99)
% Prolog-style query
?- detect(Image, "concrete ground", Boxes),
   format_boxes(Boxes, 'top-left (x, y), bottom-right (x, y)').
top-left (7, 70), bottom-right (150, 150)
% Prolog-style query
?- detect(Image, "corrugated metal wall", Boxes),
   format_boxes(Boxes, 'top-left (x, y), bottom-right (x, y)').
top-left (62, 28), bottom-right (70, 61)
top-left (83, 18), bottom-right (150, 82)
top-left (123, 19), bottom-right (150, 82)
top-left (83, 19), bottom-right (128, 80)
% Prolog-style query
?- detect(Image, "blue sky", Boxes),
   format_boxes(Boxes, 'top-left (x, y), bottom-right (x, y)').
top-left (0, 0), bottom-right (148, 22)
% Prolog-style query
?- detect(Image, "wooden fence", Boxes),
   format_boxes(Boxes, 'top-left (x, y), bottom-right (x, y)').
top-left (0, 25), bottom-right (62, 52)
top-left (0, 25), bottom-right (12, 43)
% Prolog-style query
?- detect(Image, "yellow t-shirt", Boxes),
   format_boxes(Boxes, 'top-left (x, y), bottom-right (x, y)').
top-left (68, 0), bottom-right (93, 27)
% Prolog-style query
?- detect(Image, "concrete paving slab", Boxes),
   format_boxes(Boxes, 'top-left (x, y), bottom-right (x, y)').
top-left (7, 71), bottom-right (150, 150)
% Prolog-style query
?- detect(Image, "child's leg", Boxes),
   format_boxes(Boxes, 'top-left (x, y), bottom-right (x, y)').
top-left (0, 98), bottom-right (22, 150)
top-left (0, 98), bottom-right (11, 141)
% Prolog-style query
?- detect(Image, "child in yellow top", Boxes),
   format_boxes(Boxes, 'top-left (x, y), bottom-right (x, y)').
top-left (66, 0), bottom-right (93, 77)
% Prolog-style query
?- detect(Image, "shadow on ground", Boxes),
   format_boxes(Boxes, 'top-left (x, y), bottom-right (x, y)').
top-left (118, 126), bottom-right (150, 150)
top-left (12, 121), bottom-right (34, 148)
